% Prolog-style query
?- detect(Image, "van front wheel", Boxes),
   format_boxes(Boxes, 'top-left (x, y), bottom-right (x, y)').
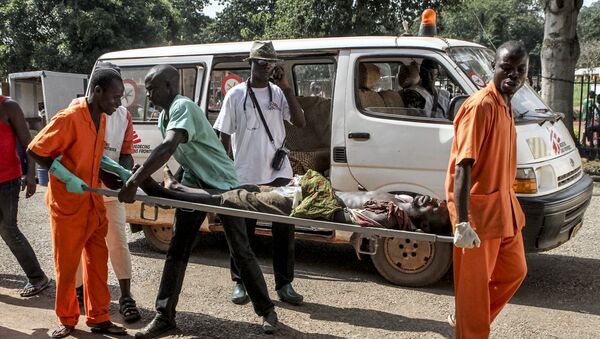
top-left (142, 224), bottom-right (173, 253)
top-left (371, 237), bottom-right (452, 287)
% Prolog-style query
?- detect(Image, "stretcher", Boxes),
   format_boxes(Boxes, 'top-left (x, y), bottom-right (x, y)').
top-left (87, 187), bottom-right (454, 244)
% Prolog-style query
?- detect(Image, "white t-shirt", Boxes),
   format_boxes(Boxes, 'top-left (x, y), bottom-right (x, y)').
top-left (214, 82), bottom-right (293, 185)
top-left (104, 106), bottom-right (129, 161)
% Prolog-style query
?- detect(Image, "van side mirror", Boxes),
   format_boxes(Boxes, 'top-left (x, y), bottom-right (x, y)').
top-left (448, 95), bottom-right (469, 121)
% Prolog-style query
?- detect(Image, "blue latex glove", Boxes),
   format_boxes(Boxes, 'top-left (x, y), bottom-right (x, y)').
top-left (49, 156), bottom-right (88, 194)
top-left (100, 155), bottom-right (132, 182)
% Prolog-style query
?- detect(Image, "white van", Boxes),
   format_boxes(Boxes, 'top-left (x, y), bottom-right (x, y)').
top-left (96, 35), bottom-right (592, 287)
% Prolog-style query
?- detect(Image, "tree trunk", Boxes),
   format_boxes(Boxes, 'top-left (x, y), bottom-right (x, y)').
top-left (541, 0), bottom-right (583, 139)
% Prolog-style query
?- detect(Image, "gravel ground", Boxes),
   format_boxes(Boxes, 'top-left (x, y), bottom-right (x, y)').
top-left (0, 185), bottom-right (599, 338)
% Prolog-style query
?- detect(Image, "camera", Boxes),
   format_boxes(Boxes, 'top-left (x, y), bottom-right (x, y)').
top-left (271, 147), bottom-right (289, 170)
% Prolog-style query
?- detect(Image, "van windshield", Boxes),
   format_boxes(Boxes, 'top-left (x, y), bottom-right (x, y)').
top-left (448, 47), bottom-right (555, 122)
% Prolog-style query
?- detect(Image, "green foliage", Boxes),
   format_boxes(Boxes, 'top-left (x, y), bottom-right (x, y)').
top-left (438, 0), bottom-right (544, 73)
top-left (578, 1), bottom-right (600, 42)
top-left (211, 0), bottom-right (459, 41)
top-left (0, 0), bottom-right (195, 79)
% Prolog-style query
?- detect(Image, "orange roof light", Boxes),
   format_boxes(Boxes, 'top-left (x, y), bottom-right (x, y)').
top-left (419, 8), bottom-right (437, 37)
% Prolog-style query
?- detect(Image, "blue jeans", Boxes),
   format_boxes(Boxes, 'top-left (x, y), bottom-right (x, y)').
top-left (0, 177), bottom-right (46, 284)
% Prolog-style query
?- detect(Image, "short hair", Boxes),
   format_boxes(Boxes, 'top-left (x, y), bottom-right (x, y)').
top-left (96, 62), bottom-right (121, 74)
top-left (89, 67), bottom-right (122, 91)
top-left (495, 40), bottom-right (528, 61)
top-left (589, 90), bottom-right (596, 97)
top-left (420, 59), bottom-right (438, 73)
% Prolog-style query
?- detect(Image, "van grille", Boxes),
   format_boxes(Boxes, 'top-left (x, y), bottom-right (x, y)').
top-left (558, 166), bottom-right (581, 187)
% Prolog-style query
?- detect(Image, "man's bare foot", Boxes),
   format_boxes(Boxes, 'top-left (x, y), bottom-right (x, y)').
top-left (163, 166), bottom-right (184, 190)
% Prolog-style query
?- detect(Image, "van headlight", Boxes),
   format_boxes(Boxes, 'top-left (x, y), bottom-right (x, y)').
top-left (513, 168), bottom-right (537, 194)
top-left (534, 165), bottom-right (557, 191)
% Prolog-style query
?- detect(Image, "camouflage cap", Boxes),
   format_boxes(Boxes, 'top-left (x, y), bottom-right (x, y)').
top-left (244, 40), bottom-right (282, 61)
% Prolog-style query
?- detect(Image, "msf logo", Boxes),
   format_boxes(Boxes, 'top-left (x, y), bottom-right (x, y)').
top-left (133, 130), bottom-right (141, 144)
top-left (548, 127), bottom-right (562, 155)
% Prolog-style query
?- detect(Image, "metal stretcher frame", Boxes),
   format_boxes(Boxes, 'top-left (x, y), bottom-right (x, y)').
top-left (88, 187), bottom-right (454, 243)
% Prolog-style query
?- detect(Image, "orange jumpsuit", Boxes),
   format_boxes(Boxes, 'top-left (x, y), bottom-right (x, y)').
top-left (445, 81), bottom-right (527, 339)
top-left (28, 99), bottom-right (110, 326)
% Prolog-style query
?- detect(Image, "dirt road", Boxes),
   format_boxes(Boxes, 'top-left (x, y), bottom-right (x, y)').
top-left (1, 186), bottom-right (599, 338)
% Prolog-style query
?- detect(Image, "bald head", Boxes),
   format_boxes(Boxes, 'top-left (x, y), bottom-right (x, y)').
top-left (145, 65), bottom-right (180, 109)
top-left (495, 40), bottom-right (528, 62)
top-left (146, 65), bottom-right (180, 87)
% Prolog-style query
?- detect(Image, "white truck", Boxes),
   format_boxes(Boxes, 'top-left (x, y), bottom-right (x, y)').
top-left (95, 34), bottom-right (592, 287)
top-left (8, 70), bottom-right (88, 127)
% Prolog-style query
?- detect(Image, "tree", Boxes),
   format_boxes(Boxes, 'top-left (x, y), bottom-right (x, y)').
top-left (577, 39), bottom-right (600, 69)
top-left (204, 0), bottom-right (277, 42)
top-left (171, 0), bottom-right (213, 43)
top-left (439, 0), bottom-right (544, 75)
top-left (0, 0), bottom-right (182, 79)
top-left (541, 0), bottom-right (583, 136)
top-left (577, 1), bottom-right (600, 42)
top-left (205, 0), bottom-right (458, 41)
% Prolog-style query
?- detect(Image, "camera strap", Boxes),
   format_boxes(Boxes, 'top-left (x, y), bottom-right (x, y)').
top-left (246, 80), bottom-right (284, 148)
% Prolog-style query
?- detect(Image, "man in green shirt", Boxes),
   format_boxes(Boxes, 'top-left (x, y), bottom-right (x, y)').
top-left (119, 65), bottom-right (279, 337)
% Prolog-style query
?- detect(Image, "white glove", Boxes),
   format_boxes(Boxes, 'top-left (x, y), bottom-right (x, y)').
top-left (454, 222), bottom-right (481, 248)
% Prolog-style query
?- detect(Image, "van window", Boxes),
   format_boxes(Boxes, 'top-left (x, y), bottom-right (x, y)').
top-left (293, 63), bottom-right (335, 98)
top-left (208, 69), bottom-right (251, 111)
top-left (120, 66), bottom-right (199, 122)
top-left (356, 58), bottom-right (466, 121)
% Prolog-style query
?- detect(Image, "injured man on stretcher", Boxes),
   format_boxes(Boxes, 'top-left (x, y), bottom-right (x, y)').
top-left (131, 167), bottom-right (451, 236)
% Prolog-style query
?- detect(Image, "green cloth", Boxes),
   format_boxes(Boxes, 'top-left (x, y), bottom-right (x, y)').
top-left (158, 95), bottom-right (239, 190)
top-left (291, 169), bottom-right (341, 220)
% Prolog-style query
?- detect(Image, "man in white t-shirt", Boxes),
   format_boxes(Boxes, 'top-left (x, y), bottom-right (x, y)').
top-left (214, 41), bottom-right (306, 307)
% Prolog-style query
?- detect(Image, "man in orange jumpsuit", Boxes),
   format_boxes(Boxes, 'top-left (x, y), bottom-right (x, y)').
top-left (445, 41), bottom-right (529, 339)
top-left (28, 68), bottom-right (127, 338)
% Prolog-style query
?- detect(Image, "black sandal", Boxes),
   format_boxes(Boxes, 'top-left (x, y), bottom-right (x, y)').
top-left (51, 324), bottom-right (74, 338)
top-left (88, 321), bottom-right (127, 335)
top-left (20, 276), bottom-right (51, 297)
top-left (119, 296), bottom-right (141, 322)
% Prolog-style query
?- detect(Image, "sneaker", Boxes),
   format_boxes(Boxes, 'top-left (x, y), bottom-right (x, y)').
top-left (262, 309), bottom-right (279, 334)
top-left (447, 313), bottom-right (456, 328)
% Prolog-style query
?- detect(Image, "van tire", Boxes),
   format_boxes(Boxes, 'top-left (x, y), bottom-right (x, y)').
top-left (371, 236), bottom-right (452, 287)
top-left (142, 224), bottom-right (173, 253)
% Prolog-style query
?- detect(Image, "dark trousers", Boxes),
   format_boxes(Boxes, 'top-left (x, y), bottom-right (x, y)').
top-left (155, 209), bottom-right (273, 321)
top-left (230, 177), bottom-right (295, 290)
top-left (0, 178), bottom-right (46, 284)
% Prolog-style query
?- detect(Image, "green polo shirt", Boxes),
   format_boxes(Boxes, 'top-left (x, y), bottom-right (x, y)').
top-left (158, 95), bottom-right (239, 190)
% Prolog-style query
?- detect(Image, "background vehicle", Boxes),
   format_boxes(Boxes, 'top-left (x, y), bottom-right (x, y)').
top-left (97, 35), bottom-right (592, 287)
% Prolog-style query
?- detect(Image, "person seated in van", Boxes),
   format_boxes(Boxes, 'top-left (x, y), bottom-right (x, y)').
top-left (115, 165), bottom-right (451, 236)
top-left (309, 81), bottom-right (325, 97)
top-left (416, 59), bottom-right (450, 119)
top-left (397, 61), bottom-right (426, 112)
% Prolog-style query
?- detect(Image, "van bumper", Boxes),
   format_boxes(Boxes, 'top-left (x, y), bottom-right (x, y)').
top-left (518, 174), bottom-right (593, 252)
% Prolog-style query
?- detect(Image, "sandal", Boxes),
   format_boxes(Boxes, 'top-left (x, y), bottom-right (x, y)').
top-left (88, 321), bottom-right (127, 335)
top-left (51, 324), bottom-right (74, 338)
top-left (119, 296), bottom-right (142, 322)
top-left (20, 276), bottom-right (51, 297)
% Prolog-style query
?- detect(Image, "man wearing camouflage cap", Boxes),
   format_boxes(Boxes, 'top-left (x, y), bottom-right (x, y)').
top-left (214, 41), bottom-right (305, 311)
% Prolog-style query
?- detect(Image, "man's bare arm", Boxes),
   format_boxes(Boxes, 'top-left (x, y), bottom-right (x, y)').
top-left (118, 129), bottom-right (186, 202)
top-left (272, 66), bottom-right (305, 127)
top-left (6, 101), bottom-right (37, 197)
top-left (454, 159), bottom-right (473, 223)
top-left (219, 132), bottom-right (233, 159)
